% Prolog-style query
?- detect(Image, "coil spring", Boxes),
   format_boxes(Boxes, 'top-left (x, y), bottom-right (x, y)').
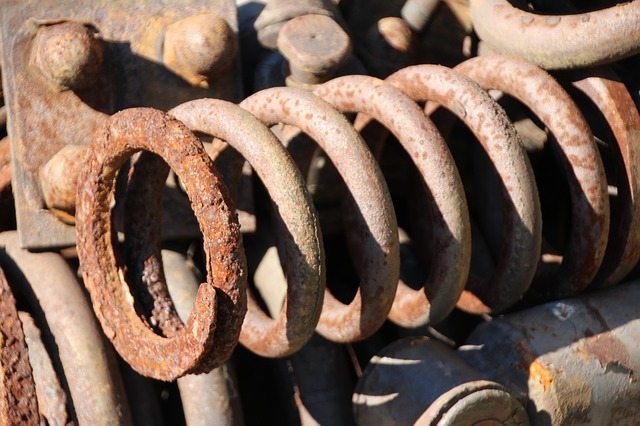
top-left (69, 51), bottom-right (640, 383)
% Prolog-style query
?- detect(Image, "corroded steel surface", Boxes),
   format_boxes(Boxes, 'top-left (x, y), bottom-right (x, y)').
top-left (387, 65), bottom-right (542, 314)
top-left (0, 267), bottom-right (40, 425)
top-left (0, 0), bottom-right (240, 249)
top-left (76, 108), bottom-right (246, 380)
top-left (470, 0), bottom-right (640, 69)
top-left (572, 73), bottom-right (640, 287)
top-left (315, 75), bottom-right (470, 326)
top-left (456, 55), bottom-right (609, 298)
top-left (170, 99), bottom-right (325, 357)
top-left (241, 87), bottom-right (400, 342)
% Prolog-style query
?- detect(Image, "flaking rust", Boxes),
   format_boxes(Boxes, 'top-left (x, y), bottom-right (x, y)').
top-left (0, 267), bottom-right (40, 425)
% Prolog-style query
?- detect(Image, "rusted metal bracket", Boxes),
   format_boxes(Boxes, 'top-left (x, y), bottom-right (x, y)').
top-left (0, 0), bottom-right (241, 249)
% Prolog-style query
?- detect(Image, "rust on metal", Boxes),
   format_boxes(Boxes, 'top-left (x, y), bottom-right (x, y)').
top-left (0, 231), bottom-right (132, 425)
top-left (76, 108), bottom-right (247, 380)
top-left (241, 87), bottom-right (400, 342)
top-left (163, 13), bottom-right (238, 88)
top-left (571, 73), bottom-right (640, 287)
top-left (0, 267), bottom-right (40, 425)
top-left (1, 0), bottom-right (240, 249)
top-left (455, 55), bottom-right (609, 298)
top-left (39, 144), bottom-right (90, 225)
top-left (315, 75), bottom-right (470, 326)
top-left (470, 0), bottom-right (640, 69)
top-left (18, 312), bottom-right (69, 425)
top-left (387, 64), bottom-right (542, 314)
top-left (169, 99), bottom-right (324, 357)
top-left (277, 14), bottom-right (352, 85)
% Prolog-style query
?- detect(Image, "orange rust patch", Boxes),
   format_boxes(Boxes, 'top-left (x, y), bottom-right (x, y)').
top-left (529, 359), bottom-right (554, 391)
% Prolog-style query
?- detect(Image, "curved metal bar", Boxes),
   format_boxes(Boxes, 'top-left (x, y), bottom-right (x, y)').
top-left (75, 108), bottom-right (247, 380)
top-left (0, 231), bottom-right (131, 425)
top-left (241, 87), bottom-right (400, 342)
top-left (169, 99), bottom-right (324, 357)
top-left (455, 55), bottom-right (609, 298)
top-left (572, 73), bottom-right (640, 287)
top-left (0, 266), bottom-right (40, 424)
top-left (18, 311), bottom-right (69, 426)
top-left (387, 65), bottom-right (541, 314)
top-left (315, 75), bottom-right (470, 326)
top-left (162, 249), bottom-right (244, 426)
top-left (470, 0), bottom-right (640, 69)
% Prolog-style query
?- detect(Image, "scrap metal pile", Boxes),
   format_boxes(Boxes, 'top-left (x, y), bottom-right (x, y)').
top-left (0, 0), bottom-right (639, 424)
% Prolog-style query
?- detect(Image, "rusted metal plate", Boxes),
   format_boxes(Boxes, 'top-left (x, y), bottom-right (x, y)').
top-left (0, 0), bottom-right (241, 249)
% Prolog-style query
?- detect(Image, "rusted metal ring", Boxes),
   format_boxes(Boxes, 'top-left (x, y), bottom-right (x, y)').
top-left (241, 87), bottom-right (400, 342)
top-left (455, 55), bottom-right (609, 298)
top-left (571, 73), bottom-right (640, 287)
top-left (0, 266), bottom-right (40, 424)
top-left (314, 75), bottom-right (470, 326)
top-left (169, 99), bottom-right (325, 357)
top-left (76, 108), bottom-right (246, 380)
top-left (470, 0), bottom-right (640, 69)
top-left (387, 65), bottom-right (542, 314)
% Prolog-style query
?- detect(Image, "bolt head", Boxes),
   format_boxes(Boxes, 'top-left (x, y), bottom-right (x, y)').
top-left (31, 21), bottom-right (103, 91)
top-left (277, 14), bottom-right (351, 83)
top-left (163, 13), bottom-right (238, 88)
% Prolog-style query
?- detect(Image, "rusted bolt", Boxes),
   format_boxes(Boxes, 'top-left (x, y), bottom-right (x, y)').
top-left (277, 14), bottom-right (351, 85)
top-left (39, 144), bottom-right (90, 225)
top-left (30, 21), bottom-right (103, 91)
top-left (254, 0), bottom-right (341, 49)
top-left (360, 17), bottom-right (416, 77)
top-left (162, 13), bottom-right (237, 88)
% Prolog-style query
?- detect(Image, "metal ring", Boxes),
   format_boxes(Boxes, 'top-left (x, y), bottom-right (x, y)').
top-left (168, 99), bottom-right (325, 357)
top-left (456, 55), bottom-right (609, 298)
top-left (76, 108), bottom-right (246, 380)
top-left (470, 0), bottom-right (640, 69)
top-left (241, 87), bottom-right (399, 342)
top-left (387, 65), bottom-right (542, 314)
top-left (315, 75), bottom-right (470, 326)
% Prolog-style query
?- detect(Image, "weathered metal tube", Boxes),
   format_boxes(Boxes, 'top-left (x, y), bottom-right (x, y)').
top-left (460, 282), bottom-right (640, 424)
top-left (163, 249), bottom-right (244, 426)
top-left (353, 336), bottom-right (529, 425)
top-left (0, 231), bottom-right (132, 425)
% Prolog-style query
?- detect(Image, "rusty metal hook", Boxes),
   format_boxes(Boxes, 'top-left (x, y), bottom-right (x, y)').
top-left (75, 108), bottom-right (247, 380)
top-left (241, 87), bottom-right (400, 342)
top-left (314, 75), bottom-right (471, 327)
top-left (455, 54), bottom-right (609, 298)
top-left (386, 65), bottom-right (542, 314)
top-left (168, 98), bottom-right (325, 358)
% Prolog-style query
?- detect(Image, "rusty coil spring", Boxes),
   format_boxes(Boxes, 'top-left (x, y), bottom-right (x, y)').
top-left (74, 57), bottom-right (640, 380)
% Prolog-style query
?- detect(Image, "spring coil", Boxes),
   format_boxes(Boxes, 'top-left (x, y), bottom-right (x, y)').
top-left (72, 53), bottom-right (640, 382)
